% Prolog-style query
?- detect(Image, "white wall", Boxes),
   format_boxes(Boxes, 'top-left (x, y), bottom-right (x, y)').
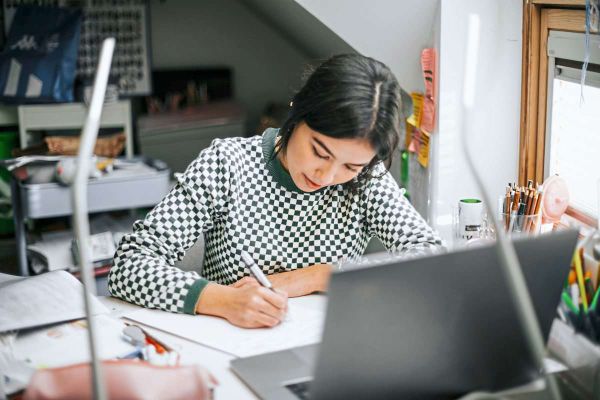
top-left (296, 0), bottom-right (522, 246)
top-left (149, 0), bottom-right (310, 133)
top-left (295, 0), bottom-right (439, 220)
top-left (295, 0), bottom-right (439, 93)
top-left (429, 0), bottom-right (522, 245)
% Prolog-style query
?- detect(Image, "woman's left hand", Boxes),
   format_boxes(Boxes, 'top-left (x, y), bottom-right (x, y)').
top-left (230, 264), bottom-right (332, 297)
top-left (231, 276), bottom-right (260, 289)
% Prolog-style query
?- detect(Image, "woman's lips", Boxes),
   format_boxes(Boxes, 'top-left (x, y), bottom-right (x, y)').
top-left (303, 174), bottom-right (322, 189)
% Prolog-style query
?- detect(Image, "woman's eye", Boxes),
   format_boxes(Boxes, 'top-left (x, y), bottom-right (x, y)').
top-left (313, 147), bottom-right (329, 160)
top-left (346, 166), bottom-right (358, 173)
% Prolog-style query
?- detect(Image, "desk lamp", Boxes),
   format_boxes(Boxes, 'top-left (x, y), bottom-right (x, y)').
top-left (72, 37), bottom-right (115, 400)
top-left (458, 15), bottom-right (562, 400)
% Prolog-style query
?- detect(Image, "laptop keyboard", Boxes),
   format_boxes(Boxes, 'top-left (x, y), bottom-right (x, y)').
top-left (285, 380), bottom-right (312, 399)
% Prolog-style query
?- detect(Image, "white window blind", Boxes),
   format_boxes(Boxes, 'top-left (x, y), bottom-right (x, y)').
top-left (546, 30), bottom-right (600, 220)
top-left (548, 75), bottom-right (600, 218)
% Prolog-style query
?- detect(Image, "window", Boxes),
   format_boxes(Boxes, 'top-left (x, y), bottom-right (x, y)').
top-left (546, 32), bottom-right (600, 219)
top-left (520, 3), bottom-right (598, 226)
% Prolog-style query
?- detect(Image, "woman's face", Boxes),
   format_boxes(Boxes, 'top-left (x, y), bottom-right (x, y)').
top-left (280, 122), bottom-right (376, 192)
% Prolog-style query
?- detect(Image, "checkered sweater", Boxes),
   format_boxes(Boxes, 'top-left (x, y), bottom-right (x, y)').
top-left (108, 128), bottom-right (443, 314)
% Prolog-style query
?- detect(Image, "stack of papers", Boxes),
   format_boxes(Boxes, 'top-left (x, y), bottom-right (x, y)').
top-left (0, 271), bottom-right (108, 333)
top-left (13, 314), bottom-right (135, 368)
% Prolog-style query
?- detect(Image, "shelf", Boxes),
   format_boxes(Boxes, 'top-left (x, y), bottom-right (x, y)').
top-left (17, 100), bottom-right (134, 158)
top-left (10, 157), bottom-right (171, 276)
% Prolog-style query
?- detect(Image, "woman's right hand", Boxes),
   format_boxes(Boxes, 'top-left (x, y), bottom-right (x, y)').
top-left (224, 285), bottom-right (288, 328)
top-left (195, 283), bottom-right (288, 329)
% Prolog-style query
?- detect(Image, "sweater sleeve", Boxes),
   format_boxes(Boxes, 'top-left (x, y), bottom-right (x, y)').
top-left (364, 167), bottom-right (444, 257)
top-left (108, 141), bottom-right (231, 314)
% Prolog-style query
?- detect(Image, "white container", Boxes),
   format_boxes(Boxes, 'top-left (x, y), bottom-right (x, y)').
top-left (457, 198), bottom-right (483, 240)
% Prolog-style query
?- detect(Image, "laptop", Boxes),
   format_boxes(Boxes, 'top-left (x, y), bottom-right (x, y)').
top-left (231, 230), bottom-right (578, 399)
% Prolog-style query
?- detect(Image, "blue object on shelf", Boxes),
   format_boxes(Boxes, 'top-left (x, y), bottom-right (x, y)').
top-left (0, 5), bottom-right (82, 104)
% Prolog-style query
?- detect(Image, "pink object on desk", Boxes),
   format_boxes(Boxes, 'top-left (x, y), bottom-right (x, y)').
top-left (23, 360), bottom-right (217, 400)
top-left (541, 175), bottom-right (570, 223)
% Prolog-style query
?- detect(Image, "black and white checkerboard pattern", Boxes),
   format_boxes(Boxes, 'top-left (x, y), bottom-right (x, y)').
top-left (108, 130), bottom-right (443, 313)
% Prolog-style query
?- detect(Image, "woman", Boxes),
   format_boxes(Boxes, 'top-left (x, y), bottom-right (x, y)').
top-left (108, 54), bottom-right (443, 328)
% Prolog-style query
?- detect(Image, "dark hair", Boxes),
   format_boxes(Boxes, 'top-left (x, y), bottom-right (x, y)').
top-left (276, 53), bottom-right (401, 191)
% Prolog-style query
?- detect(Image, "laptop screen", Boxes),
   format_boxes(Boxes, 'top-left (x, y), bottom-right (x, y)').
top-left (311, 231), bottom-right (577, 399)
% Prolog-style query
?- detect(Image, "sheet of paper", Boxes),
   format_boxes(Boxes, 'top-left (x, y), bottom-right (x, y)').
top-left (421, 97), bottom-right (435, 134)
top-left (13, 314), bottom-right (135, 369)
top-left (421, 48), bottom-right (436, 100)
top-left (0, 271), bottom-right (109, 333)
top-left (406, 92), bottom-right (423, 128)
top-left (404, 121), bottom-right (414, 149)
top-left (417, 130), bottom-right (431, 168)
top-left (0, 273), bottom-right (21, 285)
top-left (420, 48), bottom-right (437, 133)
top-left (408, 125), bottom-right (421, 154)
top-left (27, 230), bottom-right (75, 273)
top-left (123, 297), bottom-right (326, 358)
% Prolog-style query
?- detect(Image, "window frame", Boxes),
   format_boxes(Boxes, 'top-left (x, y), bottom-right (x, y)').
top-left (520, 0), bottom-right (598, 227)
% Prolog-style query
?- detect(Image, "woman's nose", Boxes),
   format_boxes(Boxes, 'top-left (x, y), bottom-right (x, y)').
top-left (314, 164), bottom-right (336, 185)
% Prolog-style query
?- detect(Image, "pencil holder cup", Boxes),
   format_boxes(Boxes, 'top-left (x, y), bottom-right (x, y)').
top-left (498, 212), bottom-right (542, 236)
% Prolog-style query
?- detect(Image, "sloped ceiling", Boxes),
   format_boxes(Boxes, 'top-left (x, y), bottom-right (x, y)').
top-left (240, 0), bottom-right (439, 92)
top-left (238, 0), bottom-right (355, 61)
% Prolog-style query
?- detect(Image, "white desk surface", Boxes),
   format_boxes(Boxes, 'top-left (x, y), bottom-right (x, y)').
top-left (99, 294), bottom-right (328, 400)
top-left (5, 294), bottom-right (584, 399)
top-left (99, 296), bottom-right (581, 400)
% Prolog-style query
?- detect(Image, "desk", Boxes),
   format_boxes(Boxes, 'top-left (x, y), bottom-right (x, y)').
top-left (5, 294), bottom-right (591, 399)
top-left (99, 296), bottom-right (580, 400)
top-left (99, 295), bottom-right (328, 400)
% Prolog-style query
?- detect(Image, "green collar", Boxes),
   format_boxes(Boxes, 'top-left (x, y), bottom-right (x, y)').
top-left (262, 128), bottom-right (324, 194)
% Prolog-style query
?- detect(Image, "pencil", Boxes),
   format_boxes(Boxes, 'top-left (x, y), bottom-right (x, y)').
top-left (591, 286), bottom-right (600, 311)
top-left (574, 249), bottom-right (589, 312)
top-left (585, 272), bottom-right (594, 305)
top-left (562, 290), bottom-right (579, 314)
top-left (529, 190), bottom-right (543, 233)
top-left (504, 186), bottom-right (511, 230)
top-left (524, 189), bottom-right (538, 231)
top-left (568, 269), bottom-right (576, 286)
top-left (526, 188), bottom-right (535, 215)
top-left (512, 189), bottom-right (521, 212)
